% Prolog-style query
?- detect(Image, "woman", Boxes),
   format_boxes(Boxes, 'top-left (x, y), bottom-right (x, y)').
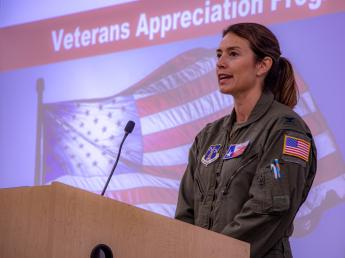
top-left (175, 23), bottom-right (317, 258)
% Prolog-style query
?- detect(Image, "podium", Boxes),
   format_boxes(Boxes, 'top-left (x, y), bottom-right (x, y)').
top-left (0, 182), bottom-right (249, 258)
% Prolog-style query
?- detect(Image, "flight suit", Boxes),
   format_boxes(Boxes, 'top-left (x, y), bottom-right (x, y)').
top-left (175, 90), bottom-right (317, 258)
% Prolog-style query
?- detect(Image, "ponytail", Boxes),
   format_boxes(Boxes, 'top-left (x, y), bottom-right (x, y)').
top-left (265, 57), bottom-right (299, 108)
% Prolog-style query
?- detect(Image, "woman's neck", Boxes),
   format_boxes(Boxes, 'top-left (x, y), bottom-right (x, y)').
top-left (233, 88), bottom-right (262, 123)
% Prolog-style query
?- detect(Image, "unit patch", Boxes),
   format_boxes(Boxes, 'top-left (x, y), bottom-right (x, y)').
top-left (201, 144), bottom-right (222, 166)
top-left (283, 135), bottom-right (310, 162)
top-left (223, 140), bottom-right (250, 160)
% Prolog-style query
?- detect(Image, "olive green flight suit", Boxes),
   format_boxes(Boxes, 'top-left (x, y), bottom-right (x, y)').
top-left (175, 91), bottom-right (317, 258)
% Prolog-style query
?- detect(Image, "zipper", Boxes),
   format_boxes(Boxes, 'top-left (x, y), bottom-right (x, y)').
top-left (222, 154), bottom-right (258, 195)
top-left (195, 177), bottom-right (205, 201)
top-left (208, 217), bottom-right (213, 229)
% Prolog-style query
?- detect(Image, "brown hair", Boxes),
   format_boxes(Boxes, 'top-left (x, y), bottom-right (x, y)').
top-left (222, 23), bottom-right (298, 108)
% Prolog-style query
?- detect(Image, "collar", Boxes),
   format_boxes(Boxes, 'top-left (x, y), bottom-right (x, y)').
top-left (226, 90), bottom-right (274, 129)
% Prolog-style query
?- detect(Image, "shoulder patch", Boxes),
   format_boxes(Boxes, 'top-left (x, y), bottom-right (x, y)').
top-left (201, 144), bottom-right (222, 166)
top-left (283, 135), bottom-right (310, 162)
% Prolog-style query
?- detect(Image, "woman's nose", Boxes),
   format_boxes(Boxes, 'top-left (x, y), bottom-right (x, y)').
top-left (216, 55), bottom-right (227, 69)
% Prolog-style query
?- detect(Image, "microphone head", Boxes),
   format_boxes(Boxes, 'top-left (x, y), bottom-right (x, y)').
top-left (124, 120), bottom-right (135, 133)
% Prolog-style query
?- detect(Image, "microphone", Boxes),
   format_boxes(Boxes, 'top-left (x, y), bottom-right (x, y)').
top-left (101, 120), bottom-right (135, 196)
top-left (124, 120), bottom-right (135, 134)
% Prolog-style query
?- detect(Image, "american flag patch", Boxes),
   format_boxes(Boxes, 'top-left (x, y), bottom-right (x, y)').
top-left (283, 135), bottom-right (311, 161)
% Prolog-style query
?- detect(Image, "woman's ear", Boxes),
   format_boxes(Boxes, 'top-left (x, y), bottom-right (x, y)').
top-left (256, 56), bottom-right (273, 77)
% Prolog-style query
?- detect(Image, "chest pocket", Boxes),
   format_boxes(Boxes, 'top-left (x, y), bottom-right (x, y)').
top-left (221, 153), bottom-right (259, 196)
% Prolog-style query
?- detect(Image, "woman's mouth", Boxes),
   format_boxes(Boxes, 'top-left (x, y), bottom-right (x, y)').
top-left (218, 73), bottom-right (233, 84)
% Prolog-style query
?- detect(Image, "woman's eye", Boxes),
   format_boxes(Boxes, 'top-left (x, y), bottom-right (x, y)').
top-left (229, 51), bottom-right (238, 56)
top-left (216, 53), bottom-right (222, 59)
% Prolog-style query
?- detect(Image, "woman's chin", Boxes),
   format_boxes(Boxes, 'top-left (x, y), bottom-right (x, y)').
top-left (219, 85), bottom-right (235, 95)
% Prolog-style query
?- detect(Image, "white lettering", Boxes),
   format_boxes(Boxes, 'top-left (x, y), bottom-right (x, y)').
top-left (121, 22), bottom-right (130, 39)
top-left (295, 0), bottom-right (306, 6)
top-left (91, 28), bottom-right (99, 45)
top-left (192, 8), bottom-right (204, 26)
top-left (81, 30), bottom-right (91, 47)
top-left (51, 29), bottom-right (64, 52)
top-left (309, 0), bottom-right (322, 10)
top-left (223, 0), bottom-right (232, 20)
top-left (238, 0), bottom-right (251, 17)
top-left (204, 0), bottom-right (211, 24)
top-left (51, 22), bottom-right (131, 52)
top-left (136, 13), bottom-right (149, 37)
top-left (232, 1), bottom-right (238, 18)
top-left (74, 27), bottom-right (81, 48)
top-left (180, 11), bottom-right (192, 28)
top-left (63, 33), bottom-right (73, 49)
top-left (55, 0), bottom-right (320, 51)
top-left (99, 26), bottom-right (109, 44)
top-left (149, 16), bottom-right (160, 40)
top-left (172, 12), bottom-right (181, 30)
top-left (110, 24), bottom-right (120, 41)
top-left (211, 4), bottom-right (222, 23)
top-left (271, 0), bottom-right (282, 11)
top-left (161, 14), bottom-right (172, 38)
top-left (271, 0), bottom-right (322, 11)
top-left (286, 0), bottom-right (292, 8)
top-left (252, 0), bottom-right (264, 14)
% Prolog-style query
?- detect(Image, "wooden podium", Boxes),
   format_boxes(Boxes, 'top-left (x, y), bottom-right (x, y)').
top-left (0, 182), bottom-right (249, 258)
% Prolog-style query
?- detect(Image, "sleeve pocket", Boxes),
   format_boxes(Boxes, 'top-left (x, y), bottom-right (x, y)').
top-left (249, 166), bottom-right (290, 214)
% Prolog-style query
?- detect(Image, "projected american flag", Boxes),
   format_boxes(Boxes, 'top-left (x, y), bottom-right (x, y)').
top-left (42, 48), bottom-right (345, 234)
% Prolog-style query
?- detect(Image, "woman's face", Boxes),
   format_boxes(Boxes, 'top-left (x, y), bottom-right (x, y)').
top-left (216, 32), bottom-right (261, 96)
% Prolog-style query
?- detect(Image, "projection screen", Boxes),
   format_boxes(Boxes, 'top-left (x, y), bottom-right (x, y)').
top-left (1, 1), bottom-right (344, 257)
